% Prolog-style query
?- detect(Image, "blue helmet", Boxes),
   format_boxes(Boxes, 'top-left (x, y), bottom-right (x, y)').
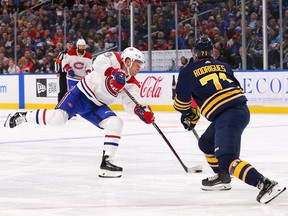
top-left (194, 36), bottom-right (213, 59)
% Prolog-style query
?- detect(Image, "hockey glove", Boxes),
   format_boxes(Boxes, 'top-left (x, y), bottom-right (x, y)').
top-left (180, 107), bottom-right (200, 131)
top-left (66, 67), bottom-right (75, 77)
top-left (110, 69), bottom-right (126, 93)
top-left (134, 105), bottom-right (155, 124)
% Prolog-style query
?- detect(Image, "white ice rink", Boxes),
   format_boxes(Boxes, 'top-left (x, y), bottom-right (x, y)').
top-left (0, 110), bottom-right (287, 216)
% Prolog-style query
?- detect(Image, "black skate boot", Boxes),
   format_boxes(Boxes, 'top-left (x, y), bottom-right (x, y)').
top-left (256, 176), bottom-right (286, 204)
top-left (4, 112), bottom-right (27, 128)
top-left (99, 151), bottom-right (123, 178)
top-left (202, 173), bottom-right (232, 191)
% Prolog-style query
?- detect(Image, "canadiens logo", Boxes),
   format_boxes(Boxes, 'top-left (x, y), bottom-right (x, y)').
top-left (105, 76), bottom-right (118, 97)
top-left (73, 62), bottom-right (84, 69)
top-left (68, 102), bottom-right (73, 108)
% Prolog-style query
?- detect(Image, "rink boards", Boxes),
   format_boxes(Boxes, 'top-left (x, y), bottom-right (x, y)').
top-left (0, 71), bottom-right (288, 113)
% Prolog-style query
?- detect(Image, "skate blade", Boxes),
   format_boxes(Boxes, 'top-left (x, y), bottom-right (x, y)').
top-left (4, 114), bottom-right (11, 128)
top-left (99, 169), bottom-right (122, 178)
top-left (202, 183), bottom-right (232, 191)
top-left (260, 185), bottom-right (286, 204)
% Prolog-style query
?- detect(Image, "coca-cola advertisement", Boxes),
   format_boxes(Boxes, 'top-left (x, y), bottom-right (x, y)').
top-left (139, 76), bottom-right (163, 99)
top-left (135, 72), bottom-right (178, 106)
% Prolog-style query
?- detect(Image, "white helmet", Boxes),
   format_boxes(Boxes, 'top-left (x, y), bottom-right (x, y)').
top-left (76, 39), bottom-right (86, 46)
top-left (121, 47), bottom-right (145, 69)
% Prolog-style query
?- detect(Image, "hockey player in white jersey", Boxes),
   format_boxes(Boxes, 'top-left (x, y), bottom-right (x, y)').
top-left (62, 38), bottom-right (93, 89)
top-left (4, 47), bottom-right (155, 178)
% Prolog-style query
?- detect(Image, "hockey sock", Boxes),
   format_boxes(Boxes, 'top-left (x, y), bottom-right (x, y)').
top-left (205, 154), bottom-right (221, 173)
top-left (103, 134), bottom-right (120, 158)
top-left (229, 159), bottom-right (262, 186)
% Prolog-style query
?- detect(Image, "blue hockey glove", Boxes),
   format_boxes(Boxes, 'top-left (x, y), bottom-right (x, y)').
top-left (110, 69), bottom-right (126, 92)
top-left (66, 67), bottom-right (75, 77)
top-left (181, 107), bottom-right (200, 131)
top-left (134, 105), bottom-right (155, 124)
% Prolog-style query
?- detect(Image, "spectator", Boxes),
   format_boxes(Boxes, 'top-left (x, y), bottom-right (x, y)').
top-left (154, 38), bottom-right (169, 50)
top-left (168, 29), bottom-right (185, 49)
top-left (20, 56), bottom-right (34, 73)
top-left (0, 60), bottom-right (7, 74)
top-left (7, 58), bottom-right (20, 74)
top-left (283, 30), bottom-right (288, 69)
top-left (136, 38), bottom-right (148, 51)
top-left (213, 46), bottom-right (228, 63)
top-left (0, 47), bottom-right (8, 62)
top-left (5, 45), bottom-right (13, 58)
top-left (179, 56), bottom-right (188, 69)
top-left (184, 37), bottom-right (195, 50)
top-left (268, 43), bottom-right (280, 69)
top-left (234, 46), bottom-right (254, 70)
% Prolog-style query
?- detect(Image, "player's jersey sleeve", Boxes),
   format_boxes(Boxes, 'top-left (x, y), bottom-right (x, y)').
top-left (84, 52), bottom-right (93, 74)
top-left (118, 76), bottom-right (141, 114)
top-left (174, 59), bottom-right (247, 121)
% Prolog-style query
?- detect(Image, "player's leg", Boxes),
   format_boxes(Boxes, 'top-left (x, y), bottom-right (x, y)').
top-left (198, 123), bottom-right (231, 191)
top-left (4, 86), bottom-right (80, 128)
top-left (67, 79), bottom-right (78, 90)
top-left (215, 104), bottom-right (286, 203)
top-left (80, 105), bottom-right (123, 178)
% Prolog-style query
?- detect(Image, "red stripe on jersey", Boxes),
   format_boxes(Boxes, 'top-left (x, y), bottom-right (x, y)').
top-left (113, 52), bottom-right (123, 66)
top-left (105, 135), bottom-right (121, 139)
top-left (127, 76), bottom-right (141, 88)
top-left (83, 78), bottom-right (105, 105)
top-left (83, 51), bottom-right (92, 59)
top-left (43, 109), bottom-right (47, 125)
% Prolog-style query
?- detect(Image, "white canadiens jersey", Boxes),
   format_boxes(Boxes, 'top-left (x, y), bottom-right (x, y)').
top-left (77, 51), bottom-right (141, 114)
top-left (62, 49), bottom-right (92, 81)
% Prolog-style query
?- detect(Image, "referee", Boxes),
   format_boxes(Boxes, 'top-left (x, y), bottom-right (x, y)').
top-left (55, 40), bottom-right (73, 103)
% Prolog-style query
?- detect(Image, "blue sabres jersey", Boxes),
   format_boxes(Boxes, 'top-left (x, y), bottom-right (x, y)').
top-left (174, 58), bottom-right (247, 121)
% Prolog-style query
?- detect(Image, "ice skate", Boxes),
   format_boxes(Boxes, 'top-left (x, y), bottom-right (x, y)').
top-left (202, 173), bottom-right (232, 191)
top-left (99, 152), bottom-right (123, 178)
top-left (256, 176), bottom-right (286, 204)
top-left (4, 112), bottom-right (27, 128)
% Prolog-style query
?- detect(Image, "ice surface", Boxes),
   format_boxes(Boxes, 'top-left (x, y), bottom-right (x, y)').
top-left (0, 110), bottom-right (287, 216)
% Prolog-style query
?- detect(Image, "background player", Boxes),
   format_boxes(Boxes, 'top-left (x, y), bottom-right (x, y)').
top-left (62, 38), bottom-right (92, 89)
top-left (55, 40), bottom-right (73, 103)
top-left (5, 47), bottom-right (155, 178)
top-left (173, 36), bottom-right (286, 204)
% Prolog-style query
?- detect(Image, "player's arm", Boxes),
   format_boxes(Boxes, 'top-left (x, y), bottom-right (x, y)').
top-left (85, 52), bottom-right (93, 74)
top-left (121, 79), bottom-right (154, 124)
top-left (173, 71), bottom-right (200, 130)
top-left (62, 54), bottom-right (75, 77)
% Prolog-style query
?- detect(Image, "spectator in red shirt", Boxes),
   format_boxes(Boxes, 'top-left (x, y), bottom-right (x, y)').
top-left (136, 38), bottom-right (148, 51)
top-left (154, 38), bottom-right (169, 50)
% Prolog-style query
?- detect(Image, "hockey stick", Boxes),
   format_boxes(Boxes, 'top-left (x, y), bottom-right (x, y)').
top-left (192, 128), bottom-right (200, 141)
top-left (124, 89), bottom-right (202, 173)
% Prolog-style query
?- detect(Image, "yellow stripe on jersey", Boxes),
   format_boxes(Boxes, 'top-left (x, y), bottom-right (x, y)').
top-left (201, 87), bottom-right (245, 119)
top-left (173, 97), bottom-right (191, 111)
top-left (206, 93), bottom-right (245, 119)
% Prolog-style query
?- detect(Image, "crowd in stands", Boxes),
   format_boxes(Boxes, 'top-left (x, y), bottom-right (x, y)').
top-left (0, 0), bottom-right (287, 74)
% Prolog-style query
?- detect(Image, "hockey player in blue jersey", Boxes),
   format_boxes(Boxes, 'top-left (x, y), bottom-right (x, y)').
top-left (173, 36), bottom-right (286, 204)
